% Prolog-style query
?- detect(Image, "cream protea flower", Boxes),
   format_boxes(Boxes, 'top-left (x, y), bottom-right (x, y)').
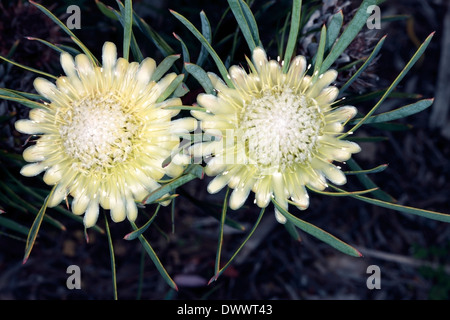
top-left (15, 42), bottom-right (196, 227)
top-left (191, 47), bottom-right (361, 223)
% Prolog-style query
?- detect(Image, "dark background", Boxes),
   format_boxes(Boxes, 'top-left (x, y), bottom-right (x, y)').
top-left (0, 0), bottom-right (449, 300)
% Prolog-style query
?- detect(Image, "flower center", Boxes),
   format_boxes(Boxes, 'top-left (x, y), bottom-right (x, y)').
top-left (59, 93), bottom-right (138, 171)
top-left (239, 88), bottom-right (324, 173)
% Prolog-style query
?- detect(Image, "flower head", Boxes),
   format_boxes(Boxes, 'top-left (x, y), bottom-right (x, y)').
top-left (192, 47), bottom-right (361, 223)
top-left (15, 42), bottom-right (195, 227)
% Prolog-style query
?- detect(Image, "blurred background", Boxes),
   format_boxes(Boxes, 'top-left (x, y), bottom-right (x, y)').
top-left (0, 0), bottom-right (449, 300)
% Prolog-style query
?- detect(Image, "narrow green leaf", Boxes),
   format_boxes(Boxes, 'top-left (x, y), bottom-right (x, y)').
top-left (346, 158), bottom-right (395, 202)
top-left (104, 214), bottom-right (118, 300)
top-left (351, 98), bottom-right (434, 125)
top-left (0, 94), bottom-right (46, 109)
top-left (95, 0), bottom-right (120, 21)
top-left (321, 0), bottom-right (377, 74)
top-left (25, 37), bottom-right (66, 54)
top-left (0, 55), bottom-right (57, 79)
top-left (30, 0), bottom-right (98, 65)
top-left (173, 33), bottom-right (190, 67)
top-left (272, 199), bottom-right (362, 257)
top-left (143, 165), bottom-right (203, 204)
top-left (340, 35), bottom-right (386, 93)
top-left (344, 164), bottom-right (389, 175)
top-left (215, 188), bottom-right (230, 275)
top-left (326, 10), bottom-right (344, 51)
top-left (122, 0), bottom-right (133, 61)
top-left (23, 185), bottom-right (56, 264)
top-left (170, 9), bottom-right (234, 88)
top-left (209, 207), bottom-right (266, 284)
top-left (343, 32), bottom-right (434, 137)
top-left (1, 88), bottom-right (43, 101)
top-left (156, 74), bottom-right (184, 103)
top-left (228, 0), bottom-right (261, 52)
top-left (331, 186), bottom-right (450, 223)
top-left (0, 216), bottom-right (29, 236)
top-left (134, 14), bottom-right (175, 57)
top-left (124, 205), bottom-right (160, 240)
top-left (196, 11), bottom-right (212, 67)
top-left (283, 0), bottom-right (302, 73)
top-left (151, 54), bottom-right (180, 82)
top-left (305, 186), bottom-right (380, 197)
top-left (283, 220), bottom-right (301, 241)
top-left (184, 63), bottom-right (215, 95)
top-left (312, 25), bottom-right (327, 82)
top-left (130, 221), bottom-right (178, 291)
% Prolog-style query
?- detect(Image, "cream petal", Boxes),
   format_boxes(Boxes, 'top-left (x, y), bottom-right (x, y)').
top-left (33, 78), bottom-right (58, 101)
top-left (252, 47), bottom-right (268, 72)
top-left (326, 106), bottom-right (357, 122)
top-left (306, 70), bottom-right (338, 98)
top-left (164, 161), bottom-right (184, 178)
top-left (311, 158), bottom-right (347, 185)
top-left (15, 119), bottom-right (46, 134)
top-left (126, 199), bottom-right (138, 222)
top-left (169, 117), bottom-right (197, 134)
top-left (102, 41), bottom-right (117, 71)
top-left (43, 164), bottom-right (63, 185)
top-left (60, 52), bottom-right (77, 78)
top-left (72, 194), bottom-right (90, 215)
top-left (48, 184), bottom-right (67, 207)
top-left (254, 176), bottom-right (272, 208)
top-left (137, 58), bottom-right (156, 84)
top-left (274, 207), bottom-right (287, 224)
top-left (110, 195), bottom-right (126, 223)
top-left (315, 87), bottom-right (339, 105)
top-left (20, 162), bottom-right (46, 177)
top-left (272, 172), bottom-right (287, 202)
top-left (84, 199), bottom-right (100, 228)
top-left (229, 185), bottom-right (251, 210)
top-left (153, 73), bottom-right (177, 98)
top-left (29, 108), bottom-right (50, 123)
top-left (287, 55), bottom-right (307, 84)
top-left (207, 173), bottom-right (231, 194)
top-left (229, 66), bottom-right (249, 88)
top-left (75, 54), bottom-right (94, 77)
top-left (23, 145), bottom-right (45, 162)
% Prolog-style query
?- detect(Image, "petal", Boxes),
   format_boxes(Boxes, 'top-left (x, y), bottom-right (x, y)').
top-left (75, 54), bottom-right (94, 78)
top-left (169, 117), bottom-right (197, 134)
top-left (207, 173), bottom-right (231, 194)
top-left (136, 57), bottom-right (156, 84)
top-left (315, 87), bottom-right (339, 105)
top-left (252, 47), bottom-right (268, 72)
top-left (306, 70), bottom-right (338, 98)
top-left (229, 185), bottom-right (251, 210)
top-left (43, 164), bottom-right (63, 185)
top-left (287, 55), bottom-right (307, 85)
top-left (274, 208), bottom-right (287, 224)
top-left (126, 199), bottom-right (138, 222)
top-left (102, 41), bottom-right (117, 71)
top-left (110, 195), bottom-right (126, 223)
top-left (20, 162), bottom-right (46, 177)
top-left (325, 106), bottom-right (357, 122)
top-left (84, 199), bottom-right (100, 228)
top-left (23, 145), bottom-right (46, 162)
top-left (60, 52), bottom-right (77, 78)
top-left (33, 78), bottom-right (58, 101)
top-left (15, 119), bottom-right (48, 134)
top-left (48, 184), bottom-right (67, 207)
top-left (72, 194), bottom-right (90, 215)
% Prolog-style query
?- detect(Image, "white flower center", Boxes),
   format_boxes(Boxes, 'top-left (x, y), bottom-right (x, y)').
top-left (59, 93), bottom-right (138, 171)
top-left (239, 88), bottom-right (324, 173)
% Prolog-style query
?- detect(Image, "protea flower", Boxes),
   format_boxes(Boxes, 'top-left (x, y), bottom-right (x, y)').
top-left (15, 42), bottom-right (196, 227)
top-left (191, 47), bottom-right (360, 223)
